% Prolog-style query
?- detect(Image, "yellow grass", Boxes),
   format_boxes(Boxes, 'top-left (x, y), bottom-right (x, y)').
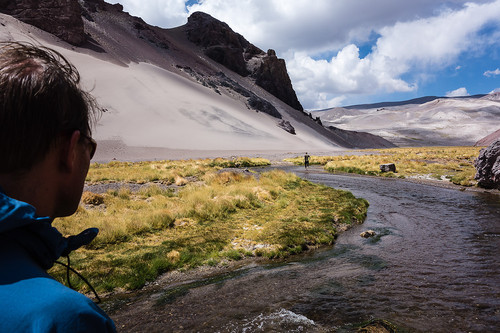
top-left (49, 158), bottom-right (368, 293)
top-left (286, 146), bottom-right (481, 186)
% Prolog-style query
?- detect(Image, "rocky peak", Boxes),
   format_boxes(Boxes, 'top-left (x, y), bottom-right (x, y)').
top-left (0, 0), bottom-right (86, 45)
top-left (254, 48), bottom-right (303, 111)
top-left (185, 12), bottom-right (303, 111)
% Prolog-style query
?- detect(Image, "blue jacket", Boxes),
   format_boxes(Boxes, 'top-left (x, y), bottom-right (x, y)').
top-left (0, 188), bottom-right (116, 332)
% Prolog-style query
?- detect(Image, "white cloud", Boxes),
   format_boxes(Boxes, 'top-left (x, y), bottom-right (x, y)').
top-left (105, 0), bottom-right (500, 109)
top-left (113, 0), bottom-right (189, 27)
top-left (484, 68), bottom-right (500, 77)
top-left (289, 1), bottom-right (500, 108)
top-left (446, 87), bottom-right (470, 97)
top-left (287, 46), bottom-right (416, 109)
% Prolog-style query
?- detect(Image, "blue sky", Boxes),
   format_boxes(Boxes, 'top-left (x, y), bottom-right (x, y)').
top-left (108, 0), bottom-right (500, 109)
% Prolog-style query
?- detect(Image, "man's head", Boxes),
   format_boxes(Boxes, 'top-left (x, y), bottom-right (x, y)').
top-left (0, 41), bottom-right (99, 174)
top-left (0, 42), bottom-right (100, 217)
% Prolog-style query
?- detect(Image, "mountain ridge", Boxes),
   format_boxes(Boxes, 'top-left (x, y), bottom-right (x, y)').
top-left (314, 93), bottom-right (500, 147)
top-left (312, 94), bottom-right (488, 111)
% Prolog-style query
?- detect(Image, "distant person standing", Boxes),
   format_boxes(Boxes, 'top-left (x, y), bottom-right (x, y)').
top-left (0, 42), bottom-right (116, 332)
top-left (304, 152), bottom-right (310, 169)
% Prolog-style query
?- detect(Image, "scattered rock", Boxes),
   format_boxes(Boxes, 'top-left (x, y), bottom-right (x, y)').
top-left (277, 120), bottom-right (296, 135)
top-left (360, 230), bottom-right (376, 238)
top-left (474, 140), bottom-right (500, 189)
top-left (380, 163), bottom-right (396, 173)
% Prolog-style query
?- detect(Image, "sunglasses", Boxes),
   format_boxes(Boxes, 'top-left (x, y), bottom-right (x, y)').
top-left (80, 133), bottom-right (97, 160)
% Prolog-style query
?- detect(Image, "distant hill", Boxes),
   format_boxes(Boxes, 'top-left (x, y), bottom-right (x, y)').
top-left (314, 93), bottom-right (500, 147)
top-left (337, 94), bottom-right (487, 110)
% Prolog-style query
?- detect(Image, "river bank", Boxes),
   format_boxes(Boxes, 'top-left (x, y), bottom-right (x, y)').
top-left (107, 166), bottom-right (500, 332)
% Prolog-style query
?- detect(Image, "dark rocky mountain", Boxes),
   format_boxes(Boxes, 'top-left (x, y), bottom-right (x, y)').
top-left (185, 11), bottom-right (303, 112)
top-left (0, 0), bottom-right (395, 150)
top-left (0, 0), bottom-right (87, 45)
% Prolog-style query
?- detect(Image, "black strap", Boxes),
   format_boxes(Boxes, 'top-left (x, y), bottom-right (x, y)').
top-left (54, 255), bottom-right (101, 303)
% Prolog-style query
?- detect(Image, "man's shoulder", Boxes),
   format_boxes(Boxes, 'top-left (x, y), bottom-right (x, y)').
top-left (0, 277), bottom-right (116, 332)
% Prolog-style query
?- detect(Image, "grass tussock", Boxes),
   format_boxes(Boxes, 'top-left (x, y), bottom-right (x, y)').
top-left (49, 158), bottom-right (367, 293)
top-left (286, 146), bottom-right (481, 186)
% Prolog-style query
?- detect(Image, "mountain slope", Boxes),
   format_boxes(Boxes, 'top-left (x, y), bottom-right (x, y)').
top-left (0, 0), bottom-right (395, 160)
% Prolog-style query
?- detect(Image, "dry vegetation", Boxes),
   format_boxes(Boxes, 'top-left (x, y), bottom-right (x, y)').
top-left (50, 158), bottom-right (368, 293)
top-left (286, 146), bottom-right (481, 186)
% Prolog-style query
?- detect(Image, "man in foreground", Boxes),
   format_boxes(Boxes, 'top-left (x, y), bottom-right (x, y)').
top-left (0, 42), bottom-right (116, 332)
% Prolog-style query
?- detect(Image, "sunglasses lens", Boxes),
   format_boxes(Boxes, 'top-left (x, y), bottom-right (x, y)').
top-left (81, 133), bottom-right (97, 159)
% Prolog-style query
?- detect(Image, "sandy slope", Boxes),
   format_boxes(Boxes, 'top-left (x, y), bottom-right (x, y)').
top-left (315, 94), bottom-right (500, 147)
top-left (0, 14), bottom-right (341, 161)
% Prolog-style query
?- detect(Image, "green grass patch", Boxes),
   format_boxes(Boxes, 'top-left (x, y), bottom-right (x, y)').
top-left (50, 159), bottom-right (368, 293)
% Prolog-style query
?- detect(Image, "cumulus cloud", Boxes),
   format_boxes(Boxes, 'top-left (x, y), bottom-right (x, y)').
top-left (484, 68), bottom-right (500, 77)
top-left (288, 1), bottom-right (500, 108)
top-left (287, 46), bottom-right (416, 108)
top-left (446, 87), bottom-right (470, 97)
top-left (115, 0), bottom-right (189, 27)
top-left (105, 0), bottom-right (500, 109)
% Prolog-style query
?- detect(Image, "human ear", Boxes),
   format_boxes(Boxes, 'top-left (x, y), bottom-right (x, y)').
top-left (59, 130), bottom-right (81, 172)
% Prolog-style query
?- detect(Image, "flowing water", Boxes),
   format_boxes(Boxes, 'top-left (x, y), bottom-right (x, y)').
top-left (110, 166), bottom-right (500, 332)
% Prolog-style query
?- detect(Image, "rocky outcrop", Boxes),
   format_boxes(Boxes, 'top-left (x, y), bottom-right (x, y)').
top-left (185, 12), bottom-right (303, 111)
top-left (254, 49), bottom-right (303, 111)
top-left (185, 12), bottom-right (256, 76)
top-left (474, 140), bottom-right (500, 189)
top-left (277, 120), bottom-right (295, 135)
top-left (213, 72), bottom-right (282, 119)
top-left (248, 95), bottom-right (281, 119)
top-left (0, 0), bottom-right (86, 45)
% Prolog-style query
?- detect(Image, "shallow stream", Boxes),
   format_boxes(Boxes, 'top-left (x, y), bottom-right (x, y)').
top-left (110, 166), bottom-right (500, 332)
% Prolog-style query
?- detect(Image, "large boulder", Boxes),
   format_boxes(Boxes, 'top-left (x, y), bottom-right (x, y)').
top-left (380, 163), bottom-right (396, 173)
top-left (474, 140), bottom-right (500, 189)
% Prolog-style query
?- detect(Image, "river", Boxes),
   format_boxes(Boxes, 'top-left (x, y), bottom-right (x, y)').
top-left (110, 166), bottom-right (500, 332)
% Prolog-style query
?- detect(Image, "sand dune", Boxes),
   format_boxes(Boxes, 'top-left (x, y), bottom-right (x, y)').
top-left (0, 13), bottom-right (341, 161)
